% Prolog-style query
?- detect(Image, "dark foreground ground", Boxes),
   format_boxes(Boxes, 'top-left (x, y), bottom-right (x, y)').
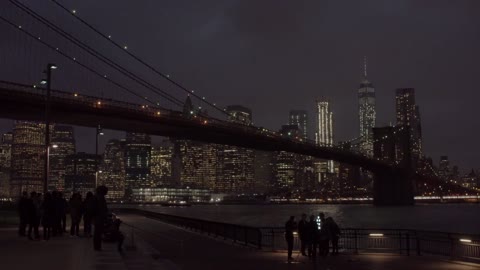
top-left (0, 213), bottom-right (478, 270)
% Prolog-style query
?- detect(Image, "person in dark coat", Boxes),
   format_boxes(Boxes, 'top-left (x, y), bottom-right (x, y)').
top-left (41, 192), bottom-right (55, 240)
top-left (307, 214), bottom-right (318, 258)
top-left (317, 212), bottom-right (329, 257)
top-left (93, 186), bottom-right (109, 251)
top-left (83, 192), bottom-right (94, 237)
top-left (52, 191), bottom-right (60, 236)
top-left (297, 213), bottom-right (308, 256)
top-left (285, 216), bottom-right (297, 261)
top-left (69, 193), bottom-right (83, 236)
top-left (27, 191), bottom-right (39, 240)
top-left (60, 192), bottom-right (68, 233)
top-left (326, 217), bottom-right (341, 255)
top-left (18, 191), bottom-right (29, 236)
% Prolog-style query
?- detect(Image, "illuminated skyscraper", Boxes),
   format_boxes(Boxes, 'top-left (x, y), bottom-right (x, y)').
top-left (289, 110), bottom-right (308, 140)
top-left (49, 126), bottom-right (76, 191)
top-left (10, 121), bottom-right (45, 196)
top-left (0, 132), bottom-right (12, 197)
top-left (273, 125), bottom-right (302, 190)
top-left (395, 88), bottom-right (423, 165)
top-left (150, 144), bottom-right (173, 187)
top-left (216, 105), bottom-right (255, 193)
top-left (99, 139), bottom-right (126, 200)
top-left (315, 99), bottom-right (334, 176)
top-left (125, 133), bottom-right (151, 190)
top-left (358, 57), bottom-right (376, 156)
top-left (64, 152), bottom-right (100, 197)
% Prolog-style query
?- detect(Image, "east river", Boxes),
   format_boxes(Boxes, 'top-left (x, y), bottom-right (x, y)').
top-left (134, 203), bottom-right (480, 234)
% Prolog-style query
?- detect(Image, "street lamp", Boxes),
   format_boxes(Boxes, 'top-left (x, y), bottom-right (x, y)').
top-left (95, 125), bottom-right (104, 188)
top-left (43, 63), bottom-right (57, 194)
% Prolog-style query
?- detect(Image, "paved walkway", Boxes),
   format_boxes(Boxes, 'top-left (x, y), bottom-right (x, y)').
top-left (1, 215), bottom-right (479, 270)
top-left (118, 214), bottom-right (480, 270)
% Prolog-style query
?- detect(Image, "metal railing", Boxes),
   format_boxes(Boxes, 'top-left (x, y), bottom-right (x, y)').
top-left (260, 227), bottom-right (480, 262)
top-left (116, 208), bottom-right (262, 249)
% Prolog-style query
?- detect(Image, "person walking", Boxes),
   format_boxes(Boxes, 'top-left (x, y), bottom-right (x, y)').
top-left (326, 217), bottom-right (341, 255)
top-left (83, 192), bottom-right (94, 237)
top-left (285, 216), bottom-right (297, 262)
top-left (307, 214), bottom-right (318, 259)
top-left (18, 191), bottom-right (29, 237)
top-left (41, 192), bottom-right (54, 241)
top-left (297, 213), bottom-right (308, 256)
top-left (92, 186), bottom-right (109, 251)
top-left (69, 193), bottom-right (83, 237)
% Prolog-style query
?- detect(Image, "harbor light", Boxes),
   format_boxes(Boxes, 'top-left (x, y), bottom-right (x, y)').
top-left (369, 233), bottom-right (384, 237)
top-left (460, 239), bottom-right (472, 243)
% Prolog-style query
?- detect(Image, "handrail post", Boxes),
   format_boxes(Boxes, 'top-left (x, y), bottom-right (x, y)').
top-left (271, 228), bottom-right (275, 251)
top-left (449, 234), bottom-right (455, 259)
top-left (406, 233), bottom-right (410, 256)
top-left (416, 232), bottom-right (421, 256)
top-left (245, 227), bottom-right (248, 246)
top-left (354, 229), bottom-right (358, 254)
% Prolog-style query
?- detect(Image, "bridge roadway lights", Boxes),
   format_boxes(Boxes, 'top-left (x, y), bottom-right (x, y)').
top-left (373, 168), bottom-right (415, 206)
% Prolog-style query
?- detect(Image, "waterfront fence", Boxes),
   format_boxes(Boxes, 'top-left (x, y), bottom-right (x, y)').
top-left (260, 227), bottom-right (480, 262)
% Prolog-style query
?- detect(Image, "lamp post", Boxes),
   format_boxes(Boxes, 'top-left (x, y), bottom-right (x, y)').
top-left (42, 63), bottom-right (57, 194)
top-left (95, 125), bottom-right (104, 187)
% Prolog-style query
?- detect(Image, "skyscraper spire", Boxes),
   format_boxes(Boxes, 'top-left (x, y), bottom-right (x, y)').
top-left (364, 56), bottom-right (368, 78)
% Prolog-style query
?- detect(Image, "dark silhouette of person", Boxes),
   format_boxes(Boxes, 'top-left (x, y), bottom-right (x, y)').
top-left (285, 216), bottom-right (297, 261)
top-left (51, 191), bottom-right (60, 236)
top-left (69, 193), bottom-right (83, 236)
top-left (317, 212), bottom-right (329, 257)
top-left (59, 192), bottom-right (68, 233)
top-left (83, 191), bottom-right (94, 237)
top-left (18, 191), bottom-right (29, 236)
top-left (307, 214), bottom-right (318, 258)
top-left (326, 217), bottom-right (341, 255)
top-left (41, 192), bottom-right (55, 240)
top-left (93, 186), bottom-right (109, 251)
top-left (27, 191), bottom-right (39, 240)
top-left (297, 213), bottom-right (308, 256)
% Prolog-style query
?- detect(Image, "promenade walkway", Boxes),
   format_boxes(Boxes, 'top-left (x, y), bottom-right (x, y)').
top-left (1, 214), bottom-right (479, 270)
top-left (118, 214), bottom-right (480, 270)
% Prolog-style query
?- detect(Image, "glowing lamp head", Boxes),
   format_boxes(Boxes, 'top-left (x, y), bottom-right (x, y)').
top-left (40, 80), bottom-right (47, 85)
top-left (51, 144), bottom-right (58, 148)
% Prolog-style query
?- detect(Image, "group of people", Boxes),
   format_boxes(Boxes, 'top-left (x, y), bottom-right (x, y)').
top-left (285, 212), bottom-right (341, 261)
top-left (17, 186), bottom-right (110, 251)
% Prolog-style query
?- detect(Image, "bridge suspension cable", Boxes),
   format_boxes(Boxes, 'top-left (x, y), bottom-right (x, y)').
top-left (49, 0), bottom-right (231, 118)
top-left (8, 0), bottom-right (184, 108)
top-left (0, 13), bottom-right (161, 108)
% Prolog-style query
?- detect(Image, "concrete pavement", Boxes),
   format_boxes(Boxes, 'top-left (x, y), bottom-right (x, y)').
top-left (119, 214), bottom-right (480, 270)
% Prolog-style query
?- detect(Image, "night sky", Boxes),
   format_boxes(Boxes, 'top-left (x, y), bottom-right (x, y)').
top-left (1, 0), bottom-right (479, 171)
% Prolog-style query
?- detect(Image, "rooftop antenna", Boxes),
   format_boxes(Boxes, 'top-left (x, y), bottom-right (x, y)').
top-left (364, 56), bottom-right (368, 78)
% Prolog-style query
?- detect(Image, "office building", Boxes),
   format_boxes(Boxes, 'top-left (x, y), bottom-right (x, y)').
top-left (289, 110), bottom-right (308, 140)
top-left (131, 187), bottom-right (211, 203)
top-left (315, 99), bottom-right (334, 178)
top-left (358, 57), bottom-right (376, 156)
top-left (49, 126), bottom-right (76, 191)
top-left (125, 132), bottom-right (151, 190)
top-left (64, 152), bottom-right (100, 197)
top-left (10, 121), bottom-right (45, 197)
top-left (273, 125), bottom-right (302, 191)
top-left (395, 88), bottom-right (423, 166)
top-left (150, 143), bottom-right (174, 187)
top-left (0, 132), bottom-right (12, 197)
top-left (99, 139), bottom-right (126, 200)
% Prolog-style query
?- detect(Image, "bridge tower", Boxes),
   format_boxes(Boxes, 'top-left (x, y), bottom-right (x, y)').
top-left (372, 126), bottom-right (415, 205)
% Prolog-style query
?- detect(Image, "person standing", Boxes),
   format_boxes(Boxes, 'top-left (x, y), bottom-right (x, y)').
top-left (83, 192), bottom-right (94, 237)
top-left (69, 193), bottom-right (83, 237)
top-left (18, 191), bottom-right (29, 237)
top-left (297, 213), bottom-right (308, 256)
top-left (93, 186), bottom-right (109, 251)
top-left (41, 192), bottom-right (54, 241)
top-left (317, 212), bottom-right (329, 257)
top-left (307, 214), bottom-right (318, 258)
top-left (26, 192), bottom-right (36, 240)
top-left (326, 217), bottom-right (341, 255)
top-left (285, 216), bottom-right (297, 261)
top-left (59, 192), bottom-right (68, 233)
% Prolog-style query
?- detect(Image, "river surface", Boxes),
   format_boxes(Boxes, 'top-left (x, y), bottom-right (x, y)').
top-left (132, 203), bottom-right (480, 234)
